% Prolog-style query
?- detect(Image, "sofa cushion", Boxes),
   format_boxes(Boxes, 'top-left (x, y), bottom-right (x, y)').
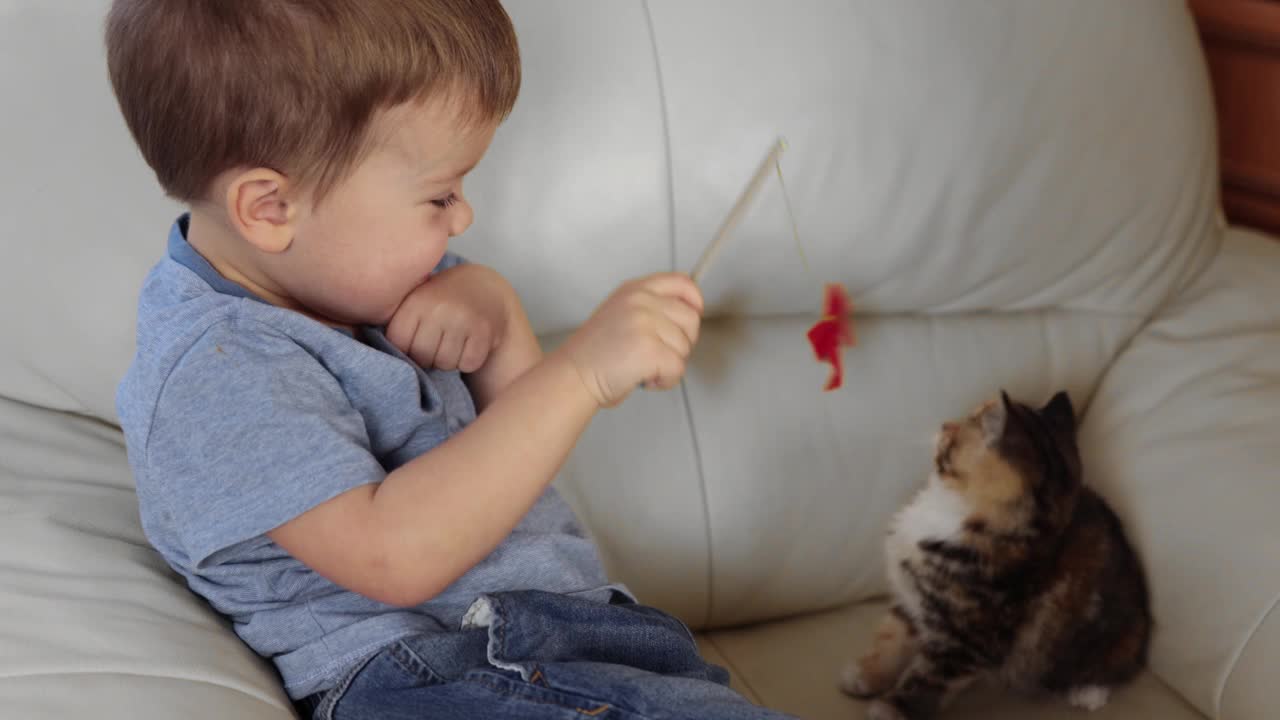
top-left (0, 398), bottom-right (295, 720)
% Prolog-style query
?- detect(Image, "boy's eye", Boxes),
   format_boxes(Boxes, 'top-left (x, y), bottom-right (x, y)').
top-left (429, 193), bottom-right (458, 209)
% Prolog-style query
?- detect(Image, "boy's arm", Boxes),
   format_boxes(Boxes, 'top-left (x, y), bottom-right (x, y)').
top-left (462, 289), bottom-right (541, 411)
top-left (269, 352), bottom-right (596, 607)
top-left (269, 273), bottom-right (703, 608)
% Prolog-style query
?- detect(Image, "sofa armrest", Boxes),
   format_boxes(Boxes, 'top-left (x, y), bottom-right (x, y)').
top-left (1081, 227), bottom-right (1280, 720)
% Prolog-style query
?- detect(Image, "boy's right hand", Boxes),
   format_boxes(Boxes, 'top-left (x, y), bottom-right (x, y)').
top-left (556, 273), bottom-right (704, 408)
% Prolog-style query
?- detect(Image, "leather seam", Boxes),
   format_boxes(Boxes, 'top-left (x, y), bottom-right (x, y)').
top-left (639, 0), bottom-right (677, 275)
top-left (1216, 589), bottom-right (1280, 717)
top-left (641, 0), bottom-right (715, 629)
top-left (700, 635), bottom-right (764, 706)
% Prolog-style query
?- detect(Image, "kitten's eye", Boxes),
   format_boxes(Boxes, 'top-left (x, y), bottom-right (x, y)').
top-left (429, 193), bottom-right (458, 209)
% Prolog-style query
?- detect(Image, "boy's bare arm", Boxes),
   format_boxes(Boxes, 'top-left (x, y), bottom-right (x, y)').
top-left (462, 290), bottom-right (541, 410)
top-left (268, 273), bottom-right (703, 607)
top-left (269, 352), bottom-right (595, 606)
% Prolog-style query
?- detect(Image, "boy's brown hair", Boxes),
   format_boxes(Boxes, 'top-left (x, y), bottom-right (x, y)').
top-left (106, 0), bottom-right (520, 204)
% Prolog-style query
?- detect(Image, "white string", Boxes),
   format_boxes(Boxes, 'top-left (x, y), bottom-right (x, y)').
top-left (774, 156), bottom-right (815, 281)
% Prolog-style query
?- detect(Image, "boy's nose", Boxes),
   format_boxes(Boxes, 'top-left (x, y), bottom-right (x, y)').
top-left (449, 196), bottom-right (474, 238)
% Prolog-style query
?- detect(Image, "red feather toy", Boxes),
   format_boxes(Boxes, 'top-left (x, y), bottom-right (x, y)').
top-left (806, 283), bottom-right (855, 391)
top-left (692, 139), bottom-right (856, 391)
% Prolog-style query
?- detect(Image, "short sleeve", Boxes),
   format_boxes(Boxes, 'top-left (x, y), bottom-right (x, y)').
top-left (145, 318), bottom-right (385, 569)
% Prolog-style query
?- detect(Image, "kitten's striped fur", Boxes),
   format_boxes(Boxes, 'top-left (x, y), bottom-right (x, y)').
top-left (841, 391), bottom-right (1151, 719)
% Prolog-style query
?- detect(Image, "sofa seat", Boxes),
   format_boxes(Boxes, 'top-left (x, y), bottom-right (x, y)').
top-left (697, 601), bottom-right (1204, 720)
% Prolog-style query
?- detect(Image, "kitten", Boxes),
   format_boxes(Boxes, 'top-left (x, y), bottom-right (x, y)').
top-left (839, 391), bottom-right (1151, 720)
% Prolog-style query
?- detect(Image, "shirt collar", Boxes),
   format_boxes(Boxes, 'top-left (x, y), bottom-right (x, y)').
top-left (167, 213), bottom-right (270, 305)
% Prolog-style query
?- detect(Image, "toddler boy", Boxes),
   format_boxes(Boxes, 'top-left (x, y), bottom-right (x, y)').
top-left (108, 1), bottom-right (794, 718)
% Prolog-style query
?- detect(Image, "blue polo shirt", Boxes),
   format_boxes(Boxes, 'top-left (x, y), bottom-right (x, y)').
top-left (116, 216), bottom-right (624, 698)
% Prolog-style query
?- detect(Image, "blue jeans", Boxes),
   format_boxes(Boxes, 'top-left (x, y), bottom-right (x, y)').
top-left (299, 590), bottom-right (796, 720)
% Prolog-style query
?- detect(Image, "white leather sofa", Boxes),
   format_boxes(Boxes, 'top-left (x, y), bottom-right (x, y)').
top-left (2, 2), bottom-right (1277, 718)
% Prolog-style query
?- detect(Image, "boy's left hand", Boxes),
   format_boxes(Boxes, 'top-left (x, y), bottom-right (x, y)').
top-left (386, 263), bottom-right (515, 373)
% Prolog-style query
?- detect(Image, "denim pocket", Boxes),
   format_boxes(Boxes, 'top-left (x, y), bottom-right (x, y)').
top-left (314, 622), bottom-right (506, 719)
top-left (311, 647), bottom-right (386, 720)
top-left (319, 641), bottom-right (451, 720)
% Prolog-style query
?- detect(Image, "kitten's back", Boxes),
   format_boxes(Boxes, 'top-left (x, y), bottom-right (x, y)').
top-left (1004, 487), bottom-right (1151, 693)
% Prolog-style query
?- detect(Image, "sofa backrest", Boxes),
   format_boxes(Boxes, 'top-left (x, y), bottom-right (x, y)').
top-left (0, 0), bottom-right (1217, 423)
top-left (0, 0), bottom-right (1220, 627)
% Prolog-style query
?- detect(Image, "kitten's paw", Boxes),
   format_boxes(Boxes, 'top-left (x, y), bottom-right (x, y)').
top-left (1067, 685), bottom-right (1110, 712)
top-left (838, 661), bottom-right (877, 698)
top-left (866, 699), bottom-right (908, 720)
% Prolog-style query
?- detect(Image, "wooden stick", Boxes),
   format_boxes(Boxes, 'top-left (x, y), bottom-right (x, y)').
top-left (690, 138), bottom-right (788, 284)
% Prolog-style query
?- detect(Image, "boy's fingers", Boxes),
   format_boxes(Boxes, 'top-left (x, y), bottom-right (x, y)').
top-left (435, 331), bottom-right (465, 371)
top-left (457, 335), bottom-right (486, 374)
top-left (653, 316), bottom-right (692, 359)
top-left (411, 326), bottom-right (445, 370)
top-left (659, 297), bottom-right (701, 346)
top-left (384, 311), bottom-right (417, 352)
top-left (640, 273), bottom-right (704, 314)
top-left (648, 351), bottom-right (686, 390)
top-left (640, 328), bottom-right (689, 392)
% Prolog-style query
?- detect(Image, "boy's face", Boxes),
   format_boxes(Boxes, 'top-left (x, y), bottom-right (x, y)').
top-left (278, 98), bottom-right (497, 327)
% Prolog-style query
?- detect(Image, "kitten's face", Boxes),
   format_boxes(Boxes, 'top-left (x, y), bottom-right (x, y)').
top-left (934, 391), bottom-right (1081, 531)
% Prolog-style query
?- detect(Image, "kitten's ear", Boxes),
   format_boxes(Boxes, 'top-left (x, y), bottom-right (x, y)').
top-left (981, 392), bottom-right (1010, 443)
top-left (1041, 391), bottom-right (1076, 431)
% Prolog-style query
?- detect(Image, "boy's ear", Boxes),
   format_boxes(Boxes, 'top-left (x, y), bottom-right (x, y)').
top-left (225, 168), bottom-right (297, 254)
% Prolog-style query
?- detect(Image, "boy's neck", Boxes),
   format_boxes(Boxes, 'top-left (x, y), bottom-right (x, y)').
top-left (185, 208), bottom-right (356, 332)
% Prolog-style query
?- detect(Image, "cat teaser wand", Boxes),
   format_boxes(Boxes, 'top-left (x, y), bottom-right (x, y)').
top-left (689, 138), bottom-right (855, 391)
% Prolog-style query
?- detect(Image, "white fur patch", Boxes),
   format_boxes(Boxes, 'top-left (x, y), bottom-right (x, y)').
top-left (866, 699), bottom-right (907, 720)
top-left (891, 478), bottom-right (971, 544)
top-left (838, 662), bottom-right (870, 697)
top-left (884, 477), bottom-right (971, 619)
top-left (1068, 685), bottom-right (1110, 711)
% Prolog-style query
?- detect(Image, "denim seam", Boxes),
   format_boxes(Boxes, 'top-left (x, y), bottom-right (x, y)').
top-left (389, 640), bottom-right (443, 684)
top-left (469, 673), bottom-right (626, 718)
top-left (315, 648), bottom-right (383, 720)
top-left (483, 596), bottom-right (534, 680)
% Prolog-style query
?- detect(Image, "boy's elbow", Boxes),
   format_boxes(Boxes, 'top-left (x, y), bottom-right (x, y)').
top-left (268, 486), bottom-right (454, 608)
top-left (369, 584), bottom-right (433, 609)
top-left (369, 578), bottom-right (444, 609)
top-left (360, 546), bottom-right (450, 609)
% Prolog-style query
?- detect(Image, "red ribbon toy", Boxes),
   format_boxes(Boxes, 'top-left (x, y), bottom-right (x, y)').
top-left (806, 283), bottom-right (855, 391)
